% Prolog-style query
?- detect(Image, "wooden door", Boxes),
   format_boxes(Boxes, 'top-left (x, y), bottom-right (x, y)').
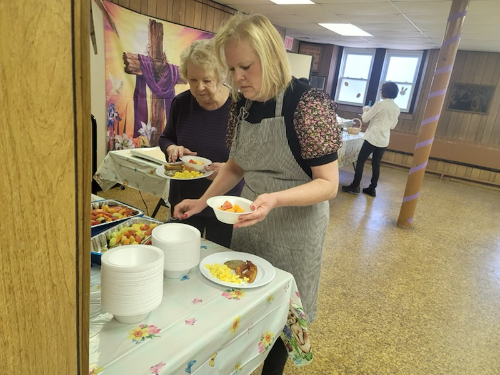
top-left (0, 0), bottom-right (90, 373)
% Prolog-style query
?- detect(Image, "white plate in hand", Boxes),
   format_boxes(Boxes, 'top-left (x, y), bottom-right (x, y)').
top-left (155, 165), bottom-right (213, 180)
top-left (199, 251), bottom-right (275, 289)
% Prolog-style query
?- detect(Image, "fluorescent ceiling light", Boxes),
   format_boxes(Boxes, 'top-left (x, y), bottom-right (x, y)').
top-left (271, 0), bottom-right (315, 4)
top-left (319, 23), bottom-right (373, 37)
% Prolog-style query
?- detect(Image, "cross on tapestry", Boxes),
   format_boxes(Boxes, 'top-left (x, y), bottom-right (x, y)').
top-left (103, 1), bottom-right (213, 151)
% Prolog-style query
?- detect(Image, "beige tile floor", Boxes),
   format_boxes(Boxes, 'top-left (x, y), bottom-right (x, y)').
top-left (96, 164), bottom-right (500, 375)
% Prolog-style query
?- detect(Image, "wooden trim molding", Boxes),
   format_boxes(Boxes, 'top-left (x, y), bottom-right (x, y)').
top-left (74, 0), bottom-right (92, 373)
top-left (389, 132), bottom-right (500, 170)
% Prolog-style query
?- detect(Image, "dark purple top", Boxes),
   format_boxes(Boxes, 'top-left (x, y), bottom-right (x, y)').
top-left (159, 90), bottom-right (244, 217)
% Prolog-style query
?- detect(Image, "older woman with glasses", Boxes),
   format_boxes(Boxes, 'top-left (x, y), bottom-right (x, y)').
top-left (159, 38), bottom-right (243, 247)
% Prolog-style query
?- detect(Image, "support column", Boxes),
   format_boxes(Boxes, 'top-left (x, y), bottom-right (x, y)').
top-left (397, 0), bottom-right (470, 228)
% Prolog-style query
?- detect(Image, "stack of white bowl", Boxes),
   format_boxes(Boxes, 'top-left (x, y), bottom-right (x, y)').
top-left (151, 223), bottom-right (201, 278)
top-left (101, 244), bottom-right (164, 324)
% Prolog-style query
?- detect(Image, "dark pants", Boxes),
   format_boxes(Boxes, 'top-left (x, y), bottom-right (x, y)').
top-left (262, 337), bottom-right (289, 375)
top-left (352, 140), bottom-right (387, 188)
top-left (170, 210), bottom-right (234, 248)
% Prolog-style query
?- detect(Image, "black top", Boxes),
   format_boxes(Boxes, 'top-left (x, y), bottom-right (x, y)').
top-left (159, 90), bottom-right (244, 216)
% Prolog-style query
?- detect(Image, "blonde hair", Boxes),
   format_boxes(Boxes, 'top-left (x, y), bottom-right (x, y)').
top-left (214, 13), bottom-right (292, 101)
top-left (179, 38), bottom-right (226, 84)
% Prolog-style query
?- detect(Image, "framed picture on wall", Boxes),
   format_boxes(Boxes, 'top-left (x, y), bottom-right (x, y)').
top-left (446, 83), bottom-right (495, 115)
top-left (298, 43), bottom-right (322, 73)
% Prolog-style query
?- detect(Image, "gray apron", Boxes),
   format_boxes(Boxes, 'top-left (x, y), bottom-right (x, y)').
top-left (230, 92), bottom-right (329, 321)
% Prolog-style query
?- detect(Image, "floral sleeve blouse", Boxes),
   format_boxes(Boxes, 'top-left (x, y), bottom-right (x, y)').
top-left (227, 78), bottom-right (342, 176)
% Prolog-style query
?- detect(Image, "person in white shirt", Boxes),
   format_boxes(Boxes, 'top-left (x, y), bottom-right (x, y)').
top-left (342, 82), bottom-right (400, 197)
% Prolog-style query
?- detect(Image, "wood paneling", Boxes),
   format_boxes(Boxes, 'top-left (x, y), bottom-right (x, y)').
top-left (382, 152), bottom-right (499, 187)
top-left (0, 0), bottom-right (91, 373)
top-left (129, 0), bottom-right (141, 12)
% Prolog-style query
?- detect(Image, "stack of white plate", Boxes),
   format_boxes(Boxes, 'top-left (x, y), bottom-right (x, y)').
top-left (101, 244), bottom-right (164, 324)
top-left (151, 223), bottom-right (201, 278)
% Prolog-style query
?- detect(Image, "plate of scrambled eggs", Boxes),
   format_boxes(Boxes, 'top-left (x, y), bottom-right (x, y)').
top-left (199, 251), bottom-right (275, 289)
top-left (155, 165), bottom-right (213, 180)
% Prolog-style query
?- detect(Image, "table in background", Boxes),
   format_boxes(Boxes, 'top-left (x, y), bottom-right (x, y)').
top-left (93, 149), bottom-right (170, 216)
top-left (93, 133), bottom-right (364, 216)
top-left (338, 131), bottom-right (364, 168)
top-left (89, 239), bottom-right (303, 375)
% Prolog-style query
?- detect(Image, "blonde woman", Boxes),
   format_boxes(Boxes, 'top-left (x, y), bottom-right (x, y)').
top-left (173, 15), bottom-right (343, 373)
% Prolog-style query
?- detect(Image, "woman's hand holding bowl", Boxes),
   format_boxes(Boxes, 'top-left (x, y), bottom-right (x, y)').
top-left (234, 193), bottom-right (277, 229)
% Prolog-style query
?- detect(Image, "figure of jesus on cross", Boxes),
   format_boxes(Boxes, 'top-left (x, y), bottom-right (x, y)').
top-left (123, 19), bottom-right (182, 147)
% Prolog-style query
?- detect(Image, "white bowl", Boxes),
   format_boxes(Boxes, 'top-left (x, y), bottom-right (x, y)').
top-left (164, 258), bottom-right (199, 271)
top-left (180, 155), bottom-right (212, 172)
top-left (164, 268), bottom-right (193, 279)
top-left (151, 224), bottom-right (201, 268)
top-left (101, 245), bottom-right (164, 272)
top-left (163, 249), bottom-right (200, 263)
top-left (114, 312), bottom-right (150, 324)
top-left (102, 294), bottom-right (162, 316)
top-left (152, 239), bottom-right (200, 258)
top-left (101, 277), bottom-right (163, 296)
top-left (206, 196), bottom-right (253, 224)
top-left (152, 223), bottom-right (201, 243)
top-left (102, 289), bottom-right (163, 311)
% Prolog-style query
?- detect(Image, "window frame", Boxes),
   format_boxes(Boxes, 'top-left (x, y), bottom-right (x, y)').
top-left (334, 48), bottom-right (376, 106)
top-left (377, 50), bottom-right (424, 113)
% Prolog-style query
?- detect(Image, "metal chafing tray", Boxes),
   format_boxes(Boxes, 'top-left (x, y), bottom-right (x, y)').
top-left (90, 216), bottom-right (163, 264)
top-left (90, 199), bottom-right (144, 236)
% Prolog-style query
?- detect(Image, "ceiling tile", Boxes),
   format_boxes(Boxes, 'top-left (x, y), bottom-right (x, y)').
top-left (315, 0), bottom-right (391, 3)
top-left (340, 14), bottom-right (411, 23)
top-left (282, 4), bottom-right (345, 22)
top-left (321, 2), bottom-right (400, 15)
top-left (468, 0), bottom-right (500, 14)
top-left (408, 14), bottom-right (449, 24)
top-left (278, 22), bottom-right (326, 30)
top-left (267, 14), bottom-right (311, 23)
top-left (392, 1), bottom-right (453, 14)
top-left (212, 0), bottom-right (500, 52)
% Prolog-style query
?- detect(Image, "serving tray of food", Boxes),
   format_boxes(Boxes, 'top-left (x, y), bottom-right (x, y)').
top-left (90, 199), bottom-right (144, 236)
top-left (90, 216), bottom-right (163, 264)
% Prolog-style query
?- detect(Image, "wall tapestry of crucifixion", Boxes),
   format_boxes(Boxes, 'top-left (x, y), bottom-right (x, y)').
top-left (101, 0), bottom-right (212, 151)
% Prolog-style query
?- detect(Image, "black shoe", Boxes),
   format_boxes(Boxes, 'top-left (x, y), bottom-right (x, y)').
top-left (362, 187), bottom-right (376, 197)
top-left (341, 184), bottom-right (360, 194)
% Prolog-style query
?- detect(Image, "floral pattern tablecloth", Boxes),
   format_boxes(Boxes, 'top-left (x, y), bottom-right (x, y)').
top-left (89, 240), bottom-right (305, 375)
top-left (93, 149), bottom-right (170, 201)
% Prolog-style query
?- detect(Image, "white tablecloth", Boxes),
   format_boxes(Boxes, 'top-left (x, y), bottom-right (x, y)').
top-left (94, 149), bottom-right (170, 201)
top-left (89, 240), bottom-right (305, 375)
top-left (338, 131), bottom-right (364, 168)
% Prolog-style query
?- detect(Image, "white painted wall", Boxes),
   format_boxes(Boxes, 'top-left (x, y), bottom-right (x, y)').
top-left (286, 52), bottom-right (313, 81)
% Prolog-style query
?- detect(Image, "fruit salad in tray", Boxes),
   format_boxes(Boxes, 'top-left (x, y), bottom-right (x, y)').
top-left (90, 217), bottom-right (162, 264)
top-left (90, 199), bottom-right (143, 236)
